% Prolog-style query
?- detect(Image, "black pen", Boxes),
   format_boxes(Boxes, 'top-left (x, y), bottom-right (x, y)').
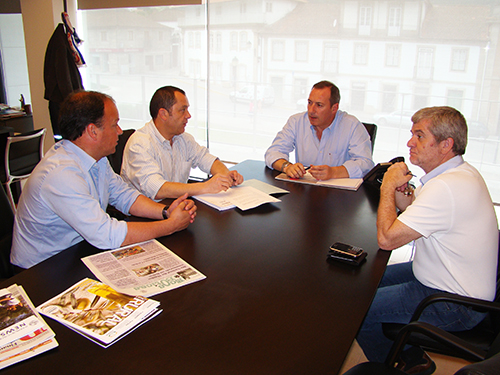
top-left (304, 166), bottom-right (311, 171)
top-left (406, 171), bottom-right (416, 177)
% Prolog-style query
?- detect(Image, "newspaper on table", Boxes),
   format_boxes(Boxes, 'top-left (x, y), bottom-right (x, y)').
top-left (81, 239), bottom-right (206, 297)
top-left (0, 284), bottom-right (58, 370)
top-left (37, 278), bottom-right (161, 348)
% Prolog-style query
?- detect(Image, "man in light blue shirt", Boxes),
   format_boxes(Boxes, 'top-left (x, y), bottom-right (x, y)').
top-left (265, 80), bottom-right (374, 179)
top-left (11, 91), bottom-right (197, 270)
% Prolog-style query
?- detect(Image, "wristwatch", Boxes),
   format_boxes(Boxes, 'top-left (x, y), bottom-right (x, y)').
top-left (281, 161), bottom-right (292, 172)
top-left (162, 205), bottom-right (169, 219)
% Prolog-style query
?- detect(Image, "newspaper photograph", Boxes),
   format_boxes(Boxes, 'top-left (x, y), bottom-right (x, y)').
top-left (81, 240), bottom-right (206, 297)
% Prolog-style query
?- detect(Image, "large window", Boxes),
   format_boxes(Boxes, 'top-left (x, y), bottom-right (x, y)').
top-left (77, 0), bottom-right (500, 203)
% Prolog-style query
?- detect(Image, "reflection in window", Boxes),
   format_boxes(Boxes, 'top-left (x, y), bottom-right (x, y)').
top-left (447, 89), bottom-right (464, 110)
top-left (272, 40), bottom-right (285, 61)
top-left (240, 31), bottom-right (248, 51)
top-left (414, 86), bottom-right (429, 109)
top-left (359, 6), bottom-right (372, 35)
top-left (416, 47), bottom-right (434, 79)
top-left (386, 45), bottom-right (401, 67)
top-left (388, 7), bottom-right (402, 37)
top-left (215, 32), bottom-right (222, 54)
top-left (295, 41), bottom-right (308, 62)
top-left (195, 32), bottom-right (201, 49)
top-left (351, 82), bottom-right (366, 111)
top-left (323, 43), bottom-right (339, 74)
top-left (188, 32), bottom-right (194, 48)
top-left (451, 49), bottom-right (468, 71)
top-left (354, 43), bottom-right (369, 65)
top-left (382, 84), bottom-right (398, 112)
top-left (230, 32), bottom-right (238, 51)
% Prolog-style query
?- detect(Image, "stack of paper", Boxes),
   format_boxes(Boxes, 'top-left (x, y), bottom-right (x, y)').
top-left (0, 284), bottom-right (58, 370)
top-left (37, 278), bottom-right (161, 348)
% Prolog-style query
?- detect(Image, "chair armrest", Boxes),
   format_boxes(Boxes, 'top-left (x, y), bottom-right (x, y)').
top-left (411, 293), bottom-right (500, 322)
top-left (385, 321), bottom-right (488, 366)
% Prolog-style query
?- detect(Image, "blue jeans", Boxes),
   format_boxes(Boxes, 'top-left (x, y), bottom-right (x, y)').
top-left (357, 262), bottom-right (486, 362)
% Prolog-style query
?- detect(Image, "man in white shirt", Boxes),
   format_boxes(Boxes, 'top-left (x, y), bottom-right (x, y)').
top-left (357, 106), bottom-right (498, 373)
top-left (121, 86), bottom-right (243, 200)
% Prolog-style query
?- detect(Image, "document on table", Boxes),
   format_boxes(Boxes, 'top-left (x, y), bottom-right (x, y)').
top-left (275, 172), bottom-right (363, 191)
top-left (193, 181), bottom-right (284, 211)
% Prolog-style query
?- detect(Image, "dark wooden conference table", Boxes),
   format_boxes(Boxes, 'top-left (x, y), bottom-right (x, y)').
top-left (1, 160), bottom-right (390, 375)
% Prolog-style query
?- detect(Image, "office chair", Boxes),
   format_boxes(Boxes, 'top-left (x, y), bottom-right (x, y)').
top-left (107, 129), bottom-right (135, 174)
top-left (343, 326), bottom-right (500, 375)
top-left (381, 231), bottom-right (500, 362)
top-left (0, 128), bottom-right (46, 213)
top-left (0, 185), bottom-right (14, 279)
top-left (362, 123), bottom-right (377, 155)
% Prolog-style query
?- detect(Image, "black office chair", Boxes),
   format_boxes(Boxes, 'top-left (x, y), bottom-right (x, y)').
top-left (343, 327), bottom-right (500, 375)
top-left (0, 128), bottom-right (46, 213)
top-left (0, 184), bottom-right (15, 280)
top-left (107, 129), bottom-right (135, 174)
top-left (362, 122), bottom-right (377, 155)
top-left (381, 231), bottom-right (500, 362)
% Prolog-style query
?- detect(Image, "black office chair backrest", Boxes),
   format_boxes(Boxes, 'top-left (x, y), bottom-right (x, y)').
top-left (0, 186), bottom-right (14, 279)
top-left (5, 128), bottom-right (46, 179)
top-left (107, 129), bottom-right (135, 174)
top-left (362, 122), bottom-right (377, 155)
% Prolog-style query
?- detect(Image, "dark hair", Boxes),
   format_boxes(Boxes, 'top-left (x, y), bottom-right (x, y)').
top-left (312, 80), bottom-right (340, 107)
top-left (59, 91), bottom-right (114, 141)
top-left (149, 86), bottom-right (186, 120)
top-left (411, 106), bottom-right (468, 155)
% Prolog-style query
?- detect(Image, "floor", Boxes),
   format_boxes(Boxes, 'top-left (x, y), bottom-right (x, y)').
top-left (338, 243), bottom-right (475, 374)
top-left (339, 340), bottom-right (472, 374)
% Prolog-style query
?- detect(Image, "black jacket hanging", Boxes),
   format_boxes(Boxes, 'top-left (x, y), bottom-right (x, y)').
top-left (43, 23), bottom-right (83, 104)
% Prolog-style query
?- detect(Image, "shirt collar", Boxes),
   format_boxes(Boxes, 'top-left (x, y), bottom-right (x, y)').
top-left (60, 139), bottom-right (102, 172)
top-left (148, 119), bottom-right (176, 146)
top-left (420, 155), bottom-right (464, 185)
top-left (308, 109), bottom-right (344, 133)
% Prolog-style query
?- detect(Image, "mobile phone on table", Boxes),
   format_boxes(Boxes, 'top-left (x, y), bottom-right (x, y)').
top-left (329, 242), bottom-right (363, 258)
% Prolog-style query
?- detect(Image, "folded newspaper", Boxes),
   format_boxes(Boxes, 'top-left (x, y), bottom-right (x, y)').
top-left (81, 239), bottom-right (206, 297)
top-left (37, 278), bottom-right (161, 348)
top-left (0, 284), bottom-right (58, 370)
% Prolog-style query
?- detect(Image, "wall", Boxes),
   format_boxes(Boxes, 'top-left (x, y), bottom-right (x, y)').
top-left (19, 0), bottom-right (78, 151)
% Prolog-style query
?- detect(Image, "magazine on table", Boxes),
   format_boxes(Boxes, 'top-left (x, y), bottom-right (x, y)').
top-left (81, 239), bottom-right (206, 297)
top-left (0, 285), bottom-right (48, 346)
top-left (0, 284), bottom-right (58, 370)
top-left (275, 172), bottom-right (363, 191)
top-left (37, 278), bottom-right (161, 348)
